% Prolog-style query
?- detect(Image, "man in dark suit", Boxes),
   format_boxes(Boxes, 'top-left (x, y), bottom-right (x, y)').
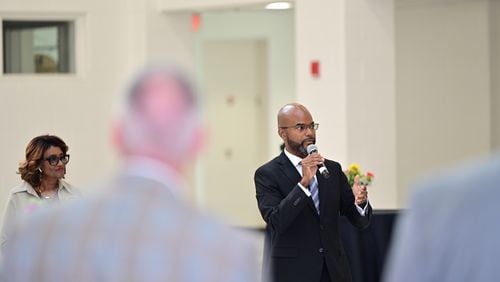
top-left (255, 103), bottom-right (372, 282)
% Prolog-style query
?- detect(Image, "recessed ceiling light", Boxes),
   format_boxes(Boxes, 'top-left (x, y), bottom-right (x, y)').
top-left (265, 2), bottom-right (292, 10)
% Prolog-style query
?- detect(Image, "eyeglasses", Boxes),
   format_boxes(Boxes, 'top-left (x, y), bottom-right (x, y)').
top-left (280, 123), bottom-right (319, 132)
top-left (44, 154), bottom-right (70, 166)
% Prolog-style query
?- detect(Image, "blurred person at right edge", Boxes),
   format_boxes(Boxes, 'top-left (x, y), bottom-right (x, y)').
top-left (255, 103), bottom-right (372, 282)
top-left (383, 153), bottom-right (500, 282)
top-left (0, 64), bottom-right (260, 282)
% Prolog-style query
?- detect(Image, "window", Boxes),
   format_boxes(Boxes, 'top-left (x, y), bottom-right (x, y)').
top-left (3, 20), bottom-right (75, 74)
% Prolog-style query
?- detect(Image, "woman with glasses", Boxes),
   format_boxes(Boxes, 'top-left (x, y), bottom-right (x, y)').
top-left (1, 134), bottom-right (81, 251)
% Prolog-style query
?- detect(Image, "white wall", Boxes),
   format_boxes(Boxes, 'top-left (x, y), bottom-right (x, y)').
top-left (295, 0), bottom-right (349, 164)
top-left (346, 0), bottom-right (397, 209)
top-left (296, 0), bottom-right (398, 208)
top-left (490, 0), bottom-right (500, 150)
top-left (0, 1), bottom-right (294, 228)
top-left (195, 10), bottom-right (295, 159)
top-left (192, 10), bottom-right (294, 226)
top-left (2, 0), bottom-right (500, 220)
top-left (395, 0), bottom-right (492, 204)
top-left (0, 0), bottom-right (164, 226)
top-left (159, 0), bottom-right (273, 12)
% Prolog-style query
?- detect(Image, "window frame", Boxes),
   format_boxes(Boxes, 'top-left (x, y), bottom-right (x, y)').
top-left (0, 13), bottom-right (85, 78)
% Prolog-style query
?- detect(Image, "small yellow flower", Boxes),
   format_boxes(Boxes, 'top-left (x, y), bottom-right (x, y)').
top-left (348, 163), bottom-right (360, 173)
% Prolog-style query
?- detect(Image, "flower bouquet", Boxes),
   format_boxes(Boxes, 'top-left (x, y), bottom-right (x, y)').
top-left (345, 163), bottom-right (374, 187)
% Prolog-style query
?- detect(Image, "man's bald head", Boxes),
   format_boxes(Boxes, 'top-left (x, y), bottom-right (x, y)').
top-left (277, 103), bottom-right (315, 157)
top-left (277, 103), bottom-right (312, 128)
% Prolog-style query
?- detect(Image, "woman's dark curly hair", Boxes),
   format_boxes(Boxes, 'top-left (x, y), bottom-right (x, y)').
top-left (18, 135), bottom-right (68, 188)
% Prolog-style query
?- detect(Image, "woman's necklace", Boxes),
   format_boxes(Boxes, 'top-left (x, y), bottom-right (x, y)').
top-left (36, 186), bottom-right (58, 199)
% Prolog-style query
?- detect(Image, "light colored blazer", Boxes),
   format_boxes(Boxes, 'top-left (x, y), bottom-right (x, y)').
top-left (0, 173), bottom-right (259, 282)
top-left (1, 180), bottom-right (81, 250)
top-left (383, 154), bottom-right (500, 282)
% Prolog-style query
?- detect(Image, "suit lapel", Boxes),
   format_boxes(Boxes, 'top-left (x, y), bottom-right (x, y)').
top-left (277, 152), bottom-right (301, 185)
top-left (277, 152), bottom-right (318, 215)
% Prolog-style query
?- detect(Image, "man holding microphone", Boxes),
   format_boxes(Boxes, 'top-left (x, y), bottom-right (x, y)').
top-left (255, 103), bottom-right (372, 282)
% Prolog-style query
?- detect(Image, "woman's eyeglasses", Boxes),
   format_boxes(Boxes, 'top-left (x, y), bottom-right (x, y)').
top-left (44, 154), bottom-right (70, 166)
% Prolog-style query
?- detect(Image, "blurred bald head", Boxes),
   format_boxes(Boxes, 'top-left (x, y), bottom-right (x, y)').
top-left (115, 65), bottom-right (203, 168)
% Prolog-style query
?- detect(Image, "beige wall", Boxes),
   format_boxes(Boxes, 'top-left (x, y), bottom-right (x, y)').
top-left (295, 0), bottom-right (348, 164)
top-left (192, 10), bottom-right (294, 227)
top-left (296, 0), bottom-right (398, 208)
top-left (395, 0), bottom-right (493, 205)
top-left (195, 10), bottom-right (295, 159)
top-left (0, 0), bottom-right (195, 225)
top-left (1, 0), bottom-right (500, 228)
top-left (160, 0), bottom-right (271, 11)
top-left (491, 0), bottom-right (500, 150)
top-left (295, 0), bottom-right (498, 208)
top-left (346, 0), bottom-right (397, 209)
top-left (0, 0), bottom-right (134, 193)
top-left (0, 1), bottom-right (294, 228)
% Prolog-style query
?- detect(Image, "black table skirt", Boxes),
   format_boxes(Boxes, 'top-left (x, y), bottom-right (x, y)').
top-left (339, 210), bottom-right (399, 282)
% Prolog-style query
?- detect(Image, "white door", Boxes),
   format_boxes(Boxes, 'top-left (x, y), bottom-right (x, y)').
top-left (200, 39), bottom-right (268, 228)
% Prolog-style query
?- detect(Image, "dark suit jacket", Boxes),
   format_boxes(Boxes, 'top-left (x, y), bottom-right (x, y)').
top-left (255, 152), bottom-right (372, 282)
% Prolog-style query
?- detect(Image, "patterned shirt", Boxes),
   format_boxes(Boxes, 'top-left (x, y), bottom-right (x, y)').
top-left (0, 159), bottom-right (259, 282)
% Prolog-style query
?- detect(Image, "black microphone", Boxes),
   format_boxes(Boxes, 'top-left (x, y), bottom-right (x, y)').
top-left (306, 144), bottom-right (330, 179)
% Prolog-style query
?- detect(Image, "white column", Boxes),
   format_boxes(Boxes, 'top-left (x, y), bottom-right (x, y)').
top-left (296, 0), bottom-right (397, 208)
top-left (295, 0), bottom-right (348, 163)
top-left (345, 0), bottom-right (397, 209)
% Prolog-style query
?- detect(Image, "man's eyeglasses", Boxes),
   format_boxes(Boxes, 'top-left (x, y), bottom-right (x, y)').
top-left (280, 123), bottom-right (319, 132)
top-left (44, 154), bottom-right (70, 166)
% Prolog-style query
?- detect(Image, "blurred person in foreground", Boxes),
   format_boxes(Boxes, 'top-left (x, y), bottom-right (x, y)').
top-left (254, 103), bottom-right (372, 282)
top-left (0, 64), bottom-right (259, 282)
top-left (383, 154), bottom-right (500, 282)
top-left (1, 134), bottom-right (81, 252)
